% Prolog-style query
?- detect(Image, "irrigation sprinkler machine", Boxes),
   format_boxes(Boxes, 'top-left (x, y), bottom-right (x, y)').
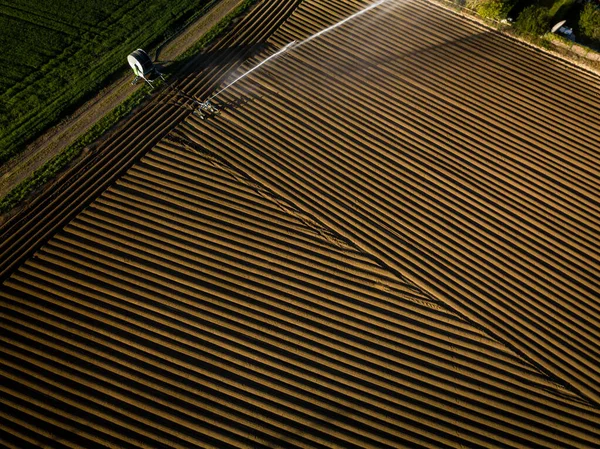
top-left (193, 99), bottom-right (219, 120)
top-left (127, 49), bottom-right (165, 88)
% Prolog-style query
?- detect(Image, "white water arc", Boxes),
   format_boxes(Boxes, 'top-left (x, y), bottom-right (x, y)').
top-left (209, 41), bottom-right (297, 101)
top-left (293, 0), bottom-right (388, 50)
top-left (209, 0), bottom-right (389, 101)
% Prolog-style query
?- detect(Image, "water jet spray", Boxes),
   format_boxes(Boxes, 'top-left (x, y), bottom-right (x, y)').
top-left (198, 0), bottom-right (389, 113)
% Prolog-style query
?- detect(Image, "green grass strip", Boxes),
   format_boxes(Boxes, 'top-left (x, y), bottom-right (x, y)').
top-left (1, 0), bottom-right (258, 215)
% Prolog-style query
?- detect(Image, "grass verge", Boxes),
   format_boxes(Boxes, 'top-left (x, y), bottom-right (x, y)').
top-left (0, 0), bottom-right (258, 215)
top-left (0, 0), bottom-right (217, 166)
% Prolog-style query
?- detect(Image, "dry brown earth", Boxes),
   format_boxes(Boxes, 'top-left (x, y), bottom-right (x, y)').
top-left (204, 0), bottom-right (600, 403)
top-left (1, 0), bottom-right (600, 447)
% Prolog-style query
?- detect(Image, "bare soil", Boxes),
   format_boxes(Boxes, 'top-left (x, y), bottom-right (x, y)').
top-left (1, 0), bottom-right (600, 447)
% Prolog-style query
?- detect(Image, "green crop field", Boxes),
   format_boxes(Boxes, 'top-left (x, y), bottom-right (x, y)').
top-left (0, 0), bottom-right (212, 165)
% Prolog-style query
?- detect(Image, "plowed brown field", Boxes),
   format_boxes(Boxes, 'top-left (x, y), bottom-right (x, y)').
top-left (2, 0), bottom-right (600, 447)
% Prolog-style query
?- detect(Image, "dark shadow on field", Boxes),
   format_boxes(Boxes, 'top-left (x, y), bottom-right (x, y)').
top-left (153, 42), bottom-right (282, 118)
top-left (172, 32), bottom-right (497, 113)
top-left (142, 43), bottom-right (268, 101)
top-left (310, 30), bottom-right (494, 81)
top-left (168, 42), bottom-right (267, 79)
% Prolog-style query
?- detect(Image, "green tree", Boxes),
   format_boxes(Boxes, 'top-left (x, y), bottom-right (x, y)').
top-left (579, 3), bottom-right (600, 42)
top-left (515, 5), bottom-right (551, 37)
top-left (476, 0), bottom-right (511, 21)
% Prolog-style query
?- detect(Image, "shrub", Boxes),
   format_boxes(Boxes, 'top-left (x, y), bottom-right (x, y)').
top-left (476, 0), bottom-right (512, 21)
top-left (579, 3), bottom-right (600, 43)
top-left (515, 5), bottom-right (551, 37)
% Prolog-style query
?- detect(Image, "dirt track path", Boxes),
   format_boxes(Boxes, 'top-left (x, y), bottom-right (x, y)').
top-left (2, 0), bottom-right (600, 447)
top-left (0, 0), bottom-right (244, 199)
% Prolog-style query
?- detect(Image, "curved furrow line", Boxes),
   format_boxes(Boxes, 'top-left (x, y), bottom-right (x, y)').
top-left (273, 43), bottom-right (600, 208)
top-left (223, 60), bottom-right (595, 250)
top-left (223, 89), bottom-right (600, 322)
top-left (189, 117), bottom-right (593, 386)
top-left (185, 100), bottom-right (600, 402)
top-left (194, 103), bottom-right (600, 326)
top-left (4, 275), bottom-right (597, 448)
